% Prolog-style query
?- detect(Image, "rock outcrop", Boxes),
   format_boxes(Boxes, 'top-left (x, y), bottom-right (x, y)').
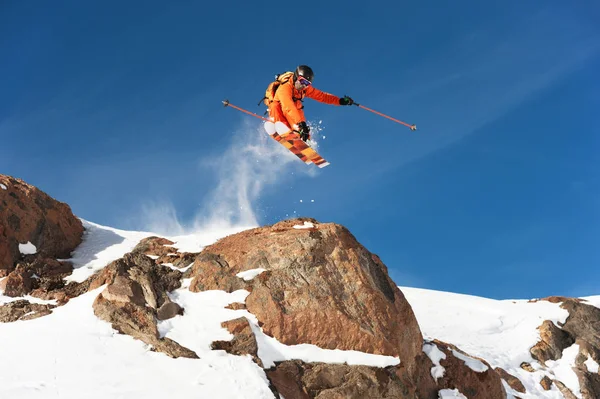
top-left (91, 252), bottom-right (196, 359)
top-left (0, 174), bottom-right (83, 276)
top-left (189, 219), bottom-right (423, 364)
top-left (526, 296), bottom-right (600, 398)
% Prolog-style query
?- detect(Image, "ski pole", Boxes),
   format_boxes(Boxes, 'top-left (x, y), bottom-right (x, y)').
top-left (353, 102), bottom-right (417, 131)
top-left (222, 99), bottom-right (270, 122)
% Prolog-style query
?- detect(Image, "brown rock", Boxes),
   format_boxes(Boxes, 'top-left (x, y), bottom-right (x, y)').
top-left (536, 297), bottom-right (600, 399)
top-left (132, 236), bottom-right (196, 270)
top-left (89, 248), bottom-right (194, 359)
top-left (554, 379), bottom-right (578, 399)
top-left (188, 252), bottom-right (246, 292)
top-left (574, 340), bottom-right (600, 399)
top-left (189, 219), bottom-right (423, 368)
top-left (495, 367), bottom-right (526, 393)
top-left (266, 361), bottom-right (311, 399)
top-left (520, 362), bottom-right (535, 372)
top-left (132, 236), bottom-right (175, 257)
top-left (211, 317), bottom-right (261, 366)
top-left (432, 340), bottom-right (505, 399)
top-left (101, 276), bottom-right (146, 306)
top-left (540, 375), bottom-right (552, 390)
top-left (0, 299), bottom-right (55, 322)
top-left (93, 291), bottom-right (196, 359)
top-left (0, 174), bottom-right (83, 274)
top-left (28, 257), bottom-right (73, 278)
top-left (530, 320), bottom-right (573, 364)
top-left (225, 302), bottom-right (246, 310)
top-left (0, 265), bottom-right (33, 296)
top-left (267, 361), bottom-right (417, 399)
top-left (157, 300), bottom-right (183, 320)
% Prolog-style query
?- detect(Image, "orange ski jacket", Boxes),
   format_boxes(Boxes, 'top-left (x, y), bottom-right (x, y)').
top-left (272, 79), bottom-right (340, 128)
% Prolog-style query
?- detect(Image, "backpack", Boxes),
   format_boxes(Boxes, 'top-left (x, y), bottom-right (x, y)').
top-left (259, 71), bottom-right (295, 107)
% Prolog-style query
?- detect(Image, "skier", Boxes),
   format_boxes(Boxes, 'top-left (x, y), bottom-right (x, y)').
top-left (266, 65), bottom-right (354, 141)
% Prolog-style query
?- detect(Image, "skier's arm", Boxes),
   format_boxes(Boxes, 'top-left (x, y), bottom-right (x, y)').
top-left (305, 86), bottom-right (340, 106)
top-left (278, 82), bottom-right (304, 127)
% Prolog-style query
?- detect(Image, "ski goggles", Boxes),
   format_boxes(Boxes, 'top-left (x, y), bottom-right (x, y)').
top-left (297, 76), bottom-right (312, 87)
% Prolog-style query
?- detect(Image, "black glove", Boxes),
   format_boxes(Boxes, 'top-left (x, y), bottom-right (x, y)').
top-left (297, 121), bottom-right (311, 141)
top-left (339, 95), bottom-right (354, 106)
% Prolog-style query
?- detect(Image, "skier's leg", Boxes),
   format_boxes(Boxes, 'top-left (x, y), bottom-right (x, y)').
top-left (269, 103), bottom-right (292, 130)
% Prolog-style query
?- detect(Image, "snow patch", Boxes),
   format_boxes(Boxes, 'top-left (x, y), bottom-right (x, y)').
top-left (546, 343), bottom-right (582, 397)
top-left (584, 354), bottom-right (599, 373)
top-left (582, 295), bottom-right (600, 309)
top-left (293, 221), bottom-right (314, 229)
top-left (0, 183), bottom-right (7, 190)
top-left (451, 349), bottom-right (488, 372)
top-left (237, 268), bottom-right (266, 281)
top-left (423, 342), bottom-right (446, 381)
top-left (438, 388), bottom-right (467, 398)
top-left (251, 321), bottom-right (400, 369)
top-left (18, 242), bottom-right (37, 255)
top-left (147, 254), bottom-right (159, 260)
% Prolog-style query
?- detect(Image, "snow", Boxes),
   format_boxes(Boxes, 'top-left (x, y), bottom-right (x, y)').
top-left (401, 286), bottom-right (572, 398)
top-left (0, 287), bottom-right (276, 399)
top-left (438, 388), bottom-right (467, 398)
top-left (252, 321), bottom-right (400, 369)
top-left (0, 183), bottom-right (7, 190)
top-left (423, 342), bottom-right (446, 380)
top-left (582, 295), bottom-right (600, 309)
top-left (65, 220), bottom-right (248, 283)
top-left (438, 389), bottom-right (467, 398)
top-left (293, 221), bottom-right (314, 229)
top-left (546, 344), bottom-right (582, 397)
top-left (451, 349), bottom-right (488, 372)
top-left (236, 268), bottom-right (266, 281)
top-left (584, 354), bottom-right (599, 373)
top-left (65, 220), bottom-right (154, 283)
top-left (19, 241), bottom-right (37, 255)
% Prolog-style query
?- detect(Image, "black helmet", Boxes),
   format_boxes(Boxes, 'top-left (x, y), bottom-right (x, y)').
top-left (294, 65), bottom-right (314, 82)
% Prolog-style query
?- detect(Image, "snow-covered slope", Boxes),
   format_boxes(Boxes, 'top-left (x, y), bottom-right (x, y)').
top-left (1, 220), bottom-right (598, 398)
top-left (402, 286), bottom-right (600, 399)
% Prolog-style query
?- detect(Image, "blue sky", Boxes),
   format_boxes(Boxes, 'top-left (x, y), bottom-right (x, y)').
top-left (2, 1), bottom-right (599, 299)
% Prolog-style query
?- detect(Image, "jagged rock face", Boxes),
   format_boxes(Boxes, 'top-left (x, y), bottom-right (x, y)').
top-left (132, 236), bottom-right (196, 269)
top-left (529, 297), bottom-right (600, 398)
top-left (211, 317), bottom-right (262, 367)
top-left (0, 257), bottom-right (74, 298)
top-left (531, 319), bottom-right (574, 364)
top-left (427, 340), bottom-right (505, 399)
top-left (189, 219), bottom-right (423, 368)
top-left (266, 360), bottom-right (418, 399)
top-left (0, 299), bottom-right (55, 322)
top-left (494, 367), bottom-right (526, 393)
top-left (91, 252), bottom-right (197, 359)
top-left (0, 175), bottom-right (83, 276)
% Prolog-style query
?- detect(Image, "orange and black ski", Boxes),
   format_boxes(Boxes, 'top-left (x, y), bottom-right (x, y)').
top-left (264, 121), bottom-right (330, 168)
